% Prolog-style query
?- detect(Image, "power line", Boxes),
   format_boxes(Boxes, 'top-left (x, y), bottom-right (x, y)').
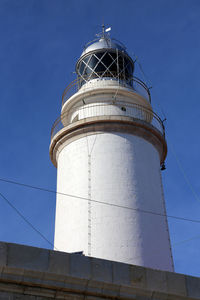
top-left (173, 234), bottom-right (200, 247)
top-left (0, 177), bottom-right (200, 225)
top-left (0, 191), bottom-right (56, 249)
top-left (1, 177), bottom-right (200, 250)
top-left (2, 179), bottom-right (200, 256)
top-left (168, 141), bottom-right (200, 205)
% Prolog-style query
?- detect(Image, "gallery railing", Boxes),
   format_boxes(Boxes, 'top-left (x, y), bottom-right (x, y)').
top-left (62, 75), bottom-right (151, 106)
top-left (51, 102), bottom-right (164, 140)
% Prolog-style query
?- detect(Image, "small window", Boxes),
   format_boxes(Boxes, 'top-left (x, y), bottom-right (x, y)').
top-left (72, 115), bottom-right (79, 123)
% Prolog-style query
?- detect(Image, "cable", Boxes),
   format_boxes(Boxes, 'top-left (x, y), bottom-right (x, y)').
top-left (1, 176), bottom-right (200, 250)
top-left (0, 191), bottom-right (56, 250)
top-left (0, 177), bottom-right (200, 224)
top-left (132, 58), bottom-right (200, 207)
top-left (173, 234), bottom-right (200, 247)
top-left (4, 173), bottom-right (198, 257)
top-left (132, 54), bottom-right (152, 89)
top-left (168, 141), bottom-right (200, 205)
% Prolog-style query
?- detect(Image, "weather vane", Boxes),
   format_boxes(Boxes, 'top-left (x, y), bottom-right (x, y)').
top-left (96, 23), bottom-right (111, 38)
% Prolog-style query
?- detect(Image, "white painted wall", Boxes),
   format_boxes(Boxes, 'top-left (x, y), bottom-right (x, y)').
top-left (54, 132), bottom-right (173, 271)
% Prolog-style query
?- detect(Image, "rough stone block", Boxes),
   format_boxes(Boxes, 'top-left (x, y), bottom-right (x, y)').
top-left (87, 280), bottom-right (104, 295)
top-left (0, 292), bottom-right (36, 300)
top-left (1, 267), bottom-right (24, 283)
top-left (135, 296), bottom-right (152, 300)
top-left (130, 265), bottom-right (146, 289)
top-left (151, 291), bottom-right (169, 300)
top-left (146, 268), bottom-right (167, 293)
top-left (91, 258), bottom-right (112, 282)
top-left (7, 244), bottom-right (49, 271)
top-left (42, 271), bottom-right (72, 290)
top-left (58, 292), bottom-right (84, 300)
top-left (48, 250), bottom-right (70, 275)
top-left (101, 282), bottom-right (120, 298)
top-left (0, 242), bottom-right (7, 266)
top-left (24, 285), bottom-right (54, 298)
top-left (35, 296), bottom-right (52, 300)
top-left (70, 254), bottom-right (91, 279)
top-left (112, 261), bottom-right (130, 285)
top-left (86, 296), bottom-right (105, 300)
top-left (0, 281), bottom-right (23, 295)
top-left (120, 285), bottom-right (137, 299)
top-left (186, 275), bottom-right (200, 298)
top-left (64, 277), bottom-right (88, 294)
top-left (18, 295), bottom-right (36, 300)
top-left (23, 269), bottom-right (44, 285)
top-left (166, 271), bottom-right (187, 296)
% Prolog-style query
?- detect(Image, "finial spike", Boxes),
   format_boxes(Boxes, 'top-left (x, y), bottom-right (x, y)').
top-left (96, 23), bottom-right (111, 39)
top-left (102, 22), bottom-right (105, 38)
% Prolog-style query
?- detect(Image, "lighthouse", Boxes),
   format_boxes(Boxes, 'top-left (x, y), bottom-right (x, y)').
top-left (49, 28), bottom-right (174, 272)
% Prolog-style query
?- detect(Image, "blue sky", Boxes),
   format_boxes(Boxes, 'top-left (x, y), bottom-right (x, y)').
top-left (0, 0), bottom-right (200, 277)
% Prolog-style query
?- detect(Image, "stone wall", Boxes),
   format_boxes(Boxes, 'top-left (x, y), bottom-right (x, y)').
top-left (0, 242), bottom-right (199, 299)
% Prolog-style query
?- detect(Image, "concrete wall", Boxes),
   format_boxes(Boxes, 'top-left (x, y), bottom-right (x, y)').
top-left (54, 132), bottom-right (173, 271)
top-left (0, 242), bottom-right (199, 300)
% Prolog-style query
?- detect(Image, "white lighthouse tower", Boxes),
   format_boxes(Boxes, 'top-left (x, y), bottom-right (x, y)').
top-left (50, 28), bottom-right (174, 272)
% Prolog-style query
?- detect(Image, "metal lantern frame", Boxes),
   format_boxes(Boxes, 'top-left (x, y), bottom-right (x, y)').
top-left (76, 48), bottom-right (134, 88)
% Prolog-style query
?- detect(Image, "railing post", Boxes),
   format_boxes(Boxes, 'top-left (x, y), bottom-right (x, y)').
top-left (61, 76), bottom-right (152, 107)
top-left (51, 103), bottom-right (165, 140)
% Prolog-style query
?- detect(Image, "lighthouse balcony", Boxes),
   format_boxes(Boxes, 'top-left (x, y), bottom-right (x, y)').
top-left (62, 75), bottom-right (151, 107)
top-left (51, 101), bottom-right (165, 140)
top-left (50, 76), bottom-right (167, 168)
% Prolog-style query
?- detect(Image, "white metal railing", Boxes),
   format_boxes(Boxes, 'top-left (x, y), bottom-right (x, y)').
top-left (51, 103), bottom-right (165, 139)
top-left (62, 76), bottom-right (151, 106)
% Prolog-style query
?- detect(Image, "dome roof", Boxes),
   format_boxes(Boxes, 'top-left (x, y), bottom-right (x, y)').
top-left (81, 37), bottom-right (127, 57)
